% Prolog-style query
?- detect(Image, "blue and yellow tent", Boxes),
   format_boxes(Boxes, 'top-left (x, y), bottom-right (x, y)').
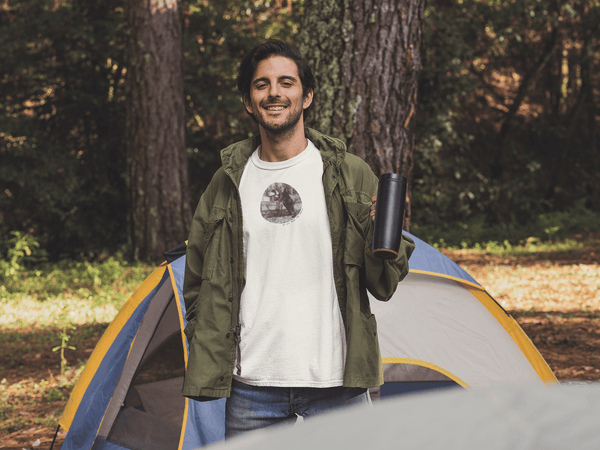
top-left (371, 232), bottom-right (556, 396)
top-left (57, 234), bottom-right (556, 449)
top-left (59, 244), bottom-right (225, 450)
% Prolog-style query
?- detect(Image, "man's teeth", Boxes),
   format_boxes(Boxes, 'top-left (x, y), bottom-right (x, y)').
top-left (266, 106), bottom-right (285, 110)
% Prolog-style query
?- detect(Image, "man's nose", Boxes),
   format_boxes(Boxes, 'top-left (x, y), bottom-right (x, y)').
top-left (268, 83), bottom-right (280, 97)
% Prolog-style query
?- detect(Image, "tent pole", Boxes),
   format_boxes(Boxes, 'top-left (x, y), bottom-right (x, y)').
top-left (50, 424), bottom-right (61, 449)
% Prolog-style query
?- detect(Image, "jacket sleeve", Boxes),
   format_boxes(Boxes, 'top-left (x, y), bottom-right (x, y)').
top-left (364, 231), bottom-right (415, 301)
top-left (361, 168), bottom-right (415, 301)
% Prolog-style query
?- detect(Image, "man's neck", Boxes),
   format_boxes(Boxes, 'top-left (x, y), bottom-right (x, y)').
top-left (257, 124), bottom-right (307, 162)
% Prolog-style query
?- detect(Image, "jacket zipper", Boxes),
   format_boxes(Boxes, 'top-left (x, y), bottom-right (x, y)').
top-left (232, 323), bottom-right (242, 375)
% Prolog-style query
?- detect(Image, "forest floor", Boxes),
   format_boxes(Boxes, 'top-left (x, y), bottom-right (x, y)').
top-left (1, 236), bottom-right (599, 449)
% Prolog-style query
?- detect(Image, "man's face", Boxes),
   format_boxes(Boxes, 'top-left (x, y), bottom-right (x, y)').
top-left (244, 56), bottom-right (313, 135)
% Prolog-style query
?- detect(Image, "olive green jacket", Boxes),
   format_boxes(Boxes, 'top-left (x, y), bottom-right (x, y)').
top-left (182, 128), bottom-right (415, 401)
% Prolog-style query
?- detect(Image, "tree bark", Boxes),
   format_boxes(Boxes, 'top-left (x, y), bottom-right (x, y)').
top-left (299, 0), bottom-right (425, 230)
top-left (126, 0), bottom-right (191, 261)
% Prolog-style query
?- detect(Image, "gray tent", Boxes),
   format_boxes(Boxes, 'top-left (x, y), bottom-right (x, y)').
top-left (207, 383), bottom-right (600, 450)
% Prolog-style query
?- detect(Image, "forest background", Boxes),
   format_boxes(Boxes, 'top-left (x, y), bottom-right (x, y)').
top-left (1, 0), bottom-right (599, 264)
top-left (1, 0), bottom-right (600, 448)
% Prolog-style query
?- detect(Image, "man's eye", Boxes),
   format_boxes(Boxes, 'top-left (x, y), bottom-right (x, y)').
top-left (256, 83), bottom-right (267, 89)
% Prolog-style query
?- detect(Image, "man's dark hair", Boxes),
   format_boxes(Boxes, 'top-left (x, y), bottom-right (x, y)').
top-left (236, 39), bottom-right (316, 121)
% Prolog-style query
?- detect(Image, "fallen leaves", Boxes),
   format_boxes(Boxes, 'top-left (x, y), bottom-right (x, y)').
top-left (512, 310), bottom-right (600, 381)
top-left (467, 263), bottom-right (600, 311)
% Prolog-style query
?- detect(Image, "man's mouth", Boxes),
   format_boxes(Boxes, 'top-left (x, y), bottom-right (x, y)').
top-left (262, 103), bottom-right (289, 111)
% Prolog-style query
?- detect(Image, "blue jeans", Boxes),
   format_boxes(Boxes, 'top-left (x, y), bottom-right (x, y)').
top-left (225, 379), bottom-right (371, 439)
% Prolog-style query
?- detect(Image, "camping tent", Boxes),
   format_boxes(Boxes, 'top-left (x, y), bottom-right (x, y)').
top-left (206, 383), bottom-right (600, 450)
top-left (57, 233), bottom-right (557, 449)
top-left (370, 233), bottom-right (557, 397)
top-left (58, 243), bottom-right (225, 450)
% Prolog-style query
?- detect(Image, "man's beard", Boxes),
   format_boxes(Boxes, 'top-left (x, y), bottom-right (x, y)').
top-left (252, 99), bottom-right (304, 138)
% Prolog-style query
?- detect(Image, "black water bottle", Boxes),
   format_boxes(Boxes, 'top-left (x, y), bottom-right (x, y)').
top-left (372, 173), bottom-right (407, 259)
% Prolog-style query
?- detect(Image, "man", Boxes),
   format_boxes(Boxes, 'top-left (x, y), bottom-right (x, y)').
top-left (182, 39), bottom-right (415, 439)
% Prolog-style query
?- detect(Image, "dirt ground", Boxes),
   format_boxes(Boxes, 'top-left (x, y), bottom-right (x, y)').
top-left (443, 242), bottom-right (600, 382)
top-left (1, 241), bottom-right (599, 449)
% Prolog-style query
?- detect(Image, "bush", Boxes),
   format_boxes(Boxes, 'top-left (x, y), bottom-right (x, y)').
top-left (412, 202), bottom-right (600, 249)
top-left (0, 231), bottom-right (47, 279)
top-left (0, 252), bottom-right (151, 300)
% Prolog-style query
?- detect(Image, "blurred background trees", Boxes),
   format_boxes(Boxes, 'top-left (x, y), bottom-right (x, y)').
top-left (413, 0), bottom-right (600, 244)
top-left (1, 0), bottom-right (598, 262)
top-left (1, 0), bottom-right (128, 260)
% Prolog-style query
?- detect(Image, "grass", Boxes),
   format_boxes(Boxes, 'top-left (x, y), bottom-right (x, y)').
top-left (412, 203), bottom-right (600, 250)
top-left (0, 257), bottom-right (154, 445)
top-left (447, 235), bottom-right (598, 261)
top-left (0, 256), bottom-right (155, 328)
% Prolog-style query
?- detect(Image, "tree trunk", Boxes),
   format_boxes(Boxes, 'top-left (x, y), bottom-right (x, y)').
top-left (299, 0), bottom-right (425, 230)
top-left (126, 0), bottom-right (191, 261)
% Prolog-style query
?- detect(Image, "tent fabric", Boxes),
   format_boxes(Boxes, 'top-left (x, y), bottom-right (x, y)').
top-left (58, 232), bottom-right (556, 449)
top-left (59, 259), bottom-right (225, 450)
top-left (207, 384), bottom-right (600, 450)
top-left (164, 242), bottom-right (187, 264)
top-left (133, 377), bottom-right (185, 424)
top-left (373, 232), bottom-right (556, 386)
top-left (371, 273), bottom-right (556, 386)
top-left (60, 265), bottom-right (167, 433)
top-left (60, 269), bottom-right (170, 449)
top-left (96, 280), bottom-right (176, 440)
top-left (169, 252), bottom-right (227, 449)
top-left (402, 232), bottom-right (480, 287)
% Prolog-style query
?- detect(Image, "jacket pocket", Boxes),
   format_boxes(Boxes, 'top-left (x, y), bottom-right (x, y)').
top-left (183, 319), bottom-right (196, 344)
top-left (345, 308), bottom-right (382, 384)
top-left (201, 209), bottom-right (226, 281)
top-left (342, 201), bottom-right (371, 267)
top-left (184, 300), bottom-right (197, 343)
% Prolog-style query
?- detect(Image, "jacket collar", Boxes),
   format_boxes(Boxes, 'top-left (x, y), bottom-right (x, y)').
top-left (220, 128), bottom-right (346, 185)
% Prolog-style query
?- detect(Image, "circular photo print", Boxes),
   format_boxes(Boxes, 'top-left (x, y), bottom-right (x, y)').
top-left (260, 183), bottom-right (303, 224)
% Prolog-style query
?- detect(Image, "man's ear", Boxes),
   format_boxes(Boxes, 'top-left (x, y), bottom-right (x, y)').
top-left (303, 89), bottom-right (314, 110)
top-left (243, 94), bottom-right (253, 115)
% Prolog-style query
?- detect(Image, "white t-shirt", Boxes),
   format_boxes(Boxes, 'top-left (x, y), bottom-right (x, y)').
top-left (235, 139), bottom-right (346, 387)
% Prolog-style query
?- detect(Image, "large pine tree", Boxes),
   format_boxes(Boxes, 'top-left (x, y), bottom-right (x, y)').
top-left (125, 0), bottom-right (191, 260)
top-left (299, 0), bottom-right (425, 229)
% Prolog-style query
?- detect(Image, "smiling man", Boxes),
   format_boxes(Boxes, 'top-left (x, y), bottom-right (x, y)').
top-left (182, 40), bottom-right (414, 439)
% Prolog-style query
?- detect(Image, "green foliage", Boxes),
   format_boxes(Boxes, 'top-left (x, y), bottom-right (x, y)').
top-left (0, 0), bottom-right (304, 259)
top-left (0, 256), bottom-right (150, 386)
top-left (0, 0), bottom-right (128, 259)
top-left (46, 387), bottom-right (68, 403)
top-left (51, 304), bottom-right (77, 375)
top-left (413, 0), bottom-right (600, 233)
top-left (413, 201), bottom-right (600, 249)
top-left (0, 231), bottom-right (47, 278)
top-left (1, 0), bottom-right (597, 261)
top-left (0, 253), bottom-right (153, 303)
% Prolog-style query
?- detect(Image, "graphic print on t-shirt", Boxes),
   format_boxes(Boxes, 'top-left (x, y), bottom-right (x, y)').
top-left (260, 182), bottom-right (302, 224)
